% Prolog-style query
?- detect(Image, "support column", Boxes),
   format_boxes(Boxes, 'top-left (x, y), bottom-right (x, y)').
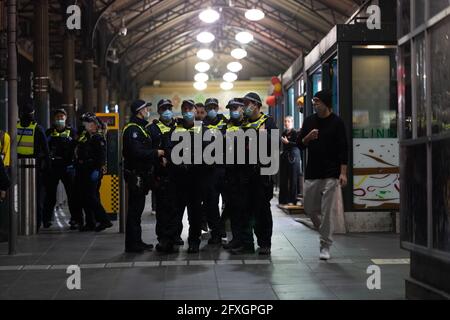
top-left (33, 0), bottom-right (49, 127)
top-left (7, 0), bottom-right (18, 255)
top-left (82, 0), bottom-right (94, 114)
top-left (97, 72), bottom-right (107, 112)
top-left (62, 32), bottom-right (75, 126)
top-left (0, 0), bottom-right (8, 130)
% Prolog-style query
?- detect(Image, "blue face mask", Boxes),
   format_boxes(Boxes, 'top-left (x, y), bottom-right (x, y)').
top-left (160, 110), bottom-right (173, 122)
top-left (207, 109), bottom-right (218, 119)
top-left (230, 111), bottom-right (241, 120)
top-left (183, 111), bottom-right (194, 121)
top-left (244, 106), bottom-right (254, 117)
top-left (55, 119), bottom-right (66, 127)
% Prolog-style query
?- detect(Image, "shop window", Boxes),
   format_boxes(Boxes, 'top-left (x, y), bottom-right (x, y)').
top-left (430, 17), bottom-right (450, 135)
top-left (399, 0), bottom-right (411, 37)
top-left (312, 69), bottom-right (322, 95)
top-left (432, 138), bottom-right (450, 252)
top-left (401, 143), bottom-right (428, 246)
top-left (331, 57), bottom-right (339, 115)
top-left (430, 0), bottom-right (450, 18)
top-left (401, 43), bottom-right (413, 139)
top-left (352, 55), bottom-right (396, 138)
top-left (414, 35), bottom-right (427, 137)
top-left (414, 0), bottom-right (426, 27)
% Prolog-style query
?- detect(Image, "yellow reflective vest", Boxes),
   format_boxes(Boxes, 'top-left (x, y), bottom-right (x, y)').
top-left (17, 122), bottom-right (37, 156)
top-left (0, 130), bottom-right (11, 166)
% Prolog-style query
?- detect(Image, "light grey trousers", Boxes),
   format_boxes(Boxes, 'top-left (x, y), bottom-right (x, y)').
top-left (304, 178), bottom-right (344, 248)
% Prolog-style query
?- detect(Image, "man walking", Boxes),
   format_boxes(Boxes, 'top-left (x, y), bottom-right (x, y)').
top-left (297, 90), bottom-right (348, 260)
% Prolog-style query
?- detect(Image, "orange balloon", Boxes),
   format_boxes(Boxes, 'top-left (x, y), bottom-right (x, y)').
top-left (266, 96), bottom-right (276, 107)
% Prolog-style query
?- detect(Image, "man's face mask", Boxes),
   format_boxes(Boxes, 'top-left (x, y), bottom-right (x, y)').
top-left (160, 109), bottom-right (173, 121)
top-left (244, 105), bottom-right (255, 117)
top-left (182, 111), bottom-right (194, 122)
top-left (55, 119), bottom-right (66, 127)
top-left (230, 110), bottom-right (242, 120)
top-left (207, 109), bottom-right (218, 119)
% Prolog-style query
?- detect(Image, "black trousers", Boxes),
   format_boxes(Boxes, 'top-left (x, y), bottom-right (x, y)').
top-left (202, 167), bottom-right (225, 238)
top-left (241, 170), bottom-right (274, 248)
top-left (78, 168), bottom-right (110, 226)
top-left (172, 167), bottom-right (202, 245)
top-left (36, 171), bottom-right (46, 230)
top-left (125, 173), bottom-right (148, 249)
top-left (279, 151), bottom-right (300, 205)
top-left (154, 175), bottom-right (178, 244)
top-left (224, 167), bottom-right (247, 243)
top-left (43, 166), bottom-right (78, 224)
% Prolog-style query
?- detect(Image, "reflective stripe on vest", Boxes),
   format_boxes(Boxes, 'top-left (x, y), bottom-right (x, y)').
top-left (206, 118), bottom-right (227, 131)
top-left (17, 122), bottom-right (37, 156)
top-left (123, 122), bottom-right (149, 138)
top-left (77, 131), bottom-right (88, 143)
top-left (243, 114), bottom-right (268, 130)
top-left (226, 123), bottom-right (241, 132)
top-left (156, 121), bottom-right (172, 134)
top-left (50, 129), bottom-right (71, 139)
top-left (174, 124), bottom-right (202, 134)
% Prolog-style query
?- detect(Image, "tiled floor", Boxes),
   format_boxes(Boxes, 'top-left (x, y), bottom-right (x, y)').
top-left (0, 199), bottom-right (409, 300)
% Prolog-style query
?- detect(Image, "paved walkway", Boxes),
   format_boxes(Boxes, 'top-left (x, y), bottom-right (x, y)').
top-left (0, 199), bottom-right (409, 300)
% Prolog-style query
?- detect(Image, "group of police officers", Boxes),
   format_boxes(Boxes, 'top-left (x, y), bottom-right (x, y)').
top-left (0, 91), bottom-right (276, 256)
top-left (10, 101), bottom-right (113, 233)
top-left (123, 92), bottom-right (277, 255)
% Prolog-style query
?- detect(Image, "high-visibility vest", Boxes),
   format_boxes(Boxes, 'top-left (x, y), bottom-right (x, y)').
top-left (174, 124), bottom-right (202, 134)
top-left (77, 130), bottom-right (88, 143)
top-left (17, 122), bottom-right (37, 156)
top-left (206, 117), bottom-right (227, 132)
top-left (155, 120), bottom-right (173, 135)
top-left (226, 122), bottom-right (242, 132)
top-left (49, 128), bottom-right (71, 139)
top-left (0, 130), bottom-right (11, 166)
top-left (123, 122), bottom-right (149, 138)
top-left (242, 114), bottom-right (269, 130)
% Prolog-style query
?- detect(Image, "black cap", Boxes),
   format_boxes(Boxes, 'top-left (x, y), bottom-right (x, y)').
top-left (243, 92), bottom-right (262, 106)
top-left (53, 108), bottom-right (67, 116)
top-left (226, 98), bottom-right (244, 109)
top-left (130, 99), bottom-right (151, 114)
top-left (157, 99), bottom-right (173, 109)
top-left (20, 101), bottom-right (35, 115)
top-left (313, 90), bottom-right (332, 108)
top-left (205, 98), bottom-right (219, 107)
top-left (181, 99), bottom-right (195, 108)
top-left (81, 112), bottom-right (97, 123)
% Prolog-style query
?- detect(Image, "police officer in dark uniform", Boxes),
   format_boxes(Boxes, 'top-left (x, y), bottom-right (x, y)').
top-left (202, 98), bottom-right (228, 244)
top-left (169, 99), bottom-right (203, 253)
top-left (222, 98), bottom-right (246, 250)
top-left (231, 92), bottom-right (278, 255)
top-left (147, 99), bottom-right (178, 253)
top-left (75, 113), bottom-right (112, 232)
top-left (42, 109), bottom-right (78, 229)
top-left (17, 101), bottom-right (50, 231)
top-left (123, 100), bottom-right (165, 253)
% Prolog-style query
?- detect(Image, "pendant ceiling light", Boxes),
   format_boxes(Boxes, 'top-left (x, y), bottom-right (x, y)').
top-left (227, 61), bottom-right (243, 73)
top-left (223, 72), bottom-right (238, 82)
top-left (231, 48), bottom-right (247, 60)
top-left (235, 31), bottom-right (254, 44)
top-left (199, 9), bottom-right (220, 23)
top-left (245, 9), bottom-right (265, 21)
top-left (196, 31), bottom-right (215, 43)
top-left (197, 48), bottom-right (214, 60)
top-left (195, 62), bottom-right (211, 72)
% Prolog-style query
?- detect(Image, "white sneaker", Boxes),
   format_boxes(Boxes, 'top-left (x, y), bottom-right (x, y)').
top-left (319, 247), bottom-right (331, 260)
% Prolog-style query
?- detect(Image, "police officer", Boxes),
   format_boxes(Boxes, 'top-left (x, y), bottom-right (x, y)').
top-left (75, 113), bottom-right (112, 232)
top-left (123, 100), bottom-right (165, 253)
top-left (147, 99), bottom-right (178, 252)
top-left (42, 109), bottom-right (78, 229)
top-left (231, 93), bottom-right (277, 255)
top-left (169, 99), bottom-right (203, 253)
top-left (222, 98), bottom-right (246, 250)
top-left (203, 98), bottom-right (228, 244)
top-left (17, 101), bottom-right (50, 231)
